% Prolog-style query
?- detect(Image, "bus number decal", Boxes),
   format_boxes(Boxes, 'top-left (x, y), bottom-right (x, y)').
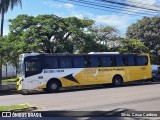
top-left (44, 70), bottom-right (64, 73)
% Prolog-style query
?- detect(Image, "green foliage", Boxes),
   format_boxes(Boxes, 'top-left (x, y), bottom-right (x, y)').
top-left (3, 13), bottom-right (151, 66)
top-left (0, 0), bottom-right (22, 37)
top-left (126, 16), bottom-right (160, 50)
top-left (2, 78), bottom-right (17, 83)
top-left (90, 25), bottom-right (119, 46)
top-left (0, 104), bottom-right (31, 111)
top-left (77, 25), bottom-right (119, 53)
top-left (126, 16), bottom-right (160, 64)
top-left (116, 38), bottom-right (148, 53)
top-left (0, 0), bottom-right (22, 14)
top-left (8, 14), bottom-right (94, 54)
top-left (150, 54), bottom-right (160, 64)
top-left (4, 14), bottom-right (95, 66)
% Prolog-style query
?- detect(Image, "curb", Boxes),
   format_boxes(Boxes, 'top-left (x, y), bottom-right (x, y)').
top-left (9, 107), bottom-right (37, 112)
top-left (0, 84), bottom-right (16, 91)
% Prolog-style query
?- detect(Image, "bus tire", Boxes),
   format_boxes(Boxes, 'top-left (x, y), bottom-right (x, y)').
top-left (46, 81), bottom-right (60, 93)
top-left (152, 77), bottom-right (157, 82)
top-left (112, 75), bottom-right (123, 87)
top-left (43, 88), bottom-right (47, 92)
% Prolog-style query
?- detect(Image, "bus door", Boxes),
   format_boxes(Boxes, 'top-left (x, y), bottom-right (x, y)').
top-left (24, 56), bottom-right (43, 89)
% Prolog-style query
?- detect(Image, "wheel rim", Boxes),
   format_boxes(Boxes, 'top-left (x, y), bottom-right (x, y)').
top-left (113, 76), bottom-right (122, 86)
top-left (51, 83), bottom-right (57, 90)
top-left (115, 78), bottom-right (120, 85)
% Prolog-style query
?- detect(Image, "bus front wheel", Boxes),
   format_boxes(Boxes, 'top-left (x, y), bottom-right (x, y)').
top-left (46, 81), bottom-right (60, 93)
top-left (112, 76), bottom-right (123, 87)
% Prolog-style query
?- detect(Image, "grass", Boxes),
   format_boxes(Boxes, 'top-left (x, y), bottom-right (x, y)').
top-left (2, 78), bottom-right (17, 83)
top-left (0, 104), bottom-right (31, 111)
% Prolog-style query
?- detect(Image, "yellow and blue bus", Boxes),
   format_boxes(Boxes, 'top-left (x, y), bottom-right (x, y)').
top-left (17, 52), bottom-right (152, 93)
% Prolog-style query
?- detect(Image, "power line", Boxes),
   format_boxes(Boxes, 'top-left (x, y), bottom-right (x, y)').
top-left (53, 0), bottom-right (159, 16)
top-left (115, 0), bottom-right (160, 8)
top-left (125, 0), bottom-right (160, 8)
top-left (93, 0), bottom-right (159, 14)
top-left (54, 0), bottom-right (128, 14)
top-left (66, 0), bottom-right (158, 15)
top-left (99, 0), bottom-right (160, 12)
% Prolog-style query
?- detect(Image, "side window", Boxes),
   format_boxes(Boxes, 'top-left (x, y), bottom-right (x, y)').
top-left (136, 56), bottom-right (148, 66)
top-left (127, 56), bottom-right (135, 66)
top-left (59, 57), bottom-right (72, 68)
top-left (25, 61), bottom-right (41, 72)
top-left (44, 57), bottom-right (58, 69)
top-left (73, 57), bottom-right (85, 68)
top-left (25, 60), bottom-right (42, 77)
top-left (100, 56), bottom-right (112, 67)
top-left (90, 57), bottom-right (99, 67)
top-left (115, 56), bottom-right (124, 66)
top-left (84, 57), bottom-right (91, 67)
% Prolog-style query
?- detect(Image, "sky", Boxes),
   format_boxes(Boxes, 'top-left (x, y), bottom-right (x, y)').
top-left (3, 0), bottom-right (160, 36)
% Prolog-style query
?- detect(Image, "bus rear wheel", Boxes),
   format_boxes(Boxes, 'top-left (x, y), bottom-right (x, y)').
top-left (112, 76), bottom-right (123, 87)
top-left (46, 81), bottom-right (60, 93)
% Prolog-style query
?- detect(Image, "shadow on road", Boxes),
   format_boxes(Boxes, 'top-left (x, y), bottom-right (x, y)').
top-left (17, 108), bottom-right (153, 120)
top-left (25, 81), bottom-right (160, 95)
top-left (0, 81), bottom-right (160, 96)
top-left (1, 108), bottom-right (152, 120)
top-left (0, 90), bottom-right (20, 96)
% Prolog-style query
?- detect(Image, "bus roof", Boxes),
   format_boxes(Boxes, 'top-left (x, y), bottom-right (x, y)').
top-left (88, 52), bottom-right (119, 54)
top-left (19, 53), bottom-right (148, 58)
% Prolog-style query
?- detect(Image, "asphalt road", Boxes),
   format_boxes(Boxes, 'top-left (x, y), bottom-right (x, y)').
top-left (0, 82), bottom-right (160, 119)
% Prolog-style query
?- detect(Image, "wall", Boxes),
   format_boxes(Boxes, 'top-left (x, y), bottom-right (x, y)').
top-left (2, 64), bottom-right (16, 78)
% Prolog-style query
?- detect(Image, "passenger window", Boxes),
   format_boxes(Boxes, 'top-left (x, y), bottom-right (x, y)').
top-left (115, 56), bottom-right (124, 66)
top-left (44, 57), bottom-right (58, 69)
top-left (73, 57), bottom-right (85, 68)
top-left (100, 56), bottom-right (112, 67)
top-left (127, 56), bottom-right (135, 66)
top-left (84, 57), bottom-right (91, 67)
top-left (90, 57), bottom-right (99, 67)
top-left (136, 56), bottom-right (148, 66)
top-left (59, 57), bottom-right (72, 68)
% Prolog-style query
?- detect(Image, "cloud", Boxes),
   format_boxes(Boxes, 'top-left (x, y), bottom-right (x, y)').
top-left (64, 3), bottom-right (74, 9)
top-left (94, 14), bottom-right (130, 29)
top-left (42, 2), bottom-right (74, 9)
top-left (71, 10), bottom-right (132, 30)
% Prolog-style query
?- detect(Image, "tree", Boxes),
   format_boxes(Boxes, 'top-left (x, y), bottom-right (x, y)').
top-left (90, 25), bottom-right (119, 46)
top-left (0, 0), bottom-right (22, 36)
top-left (126, 16), bottom-right (160, 64)
top-left (76, 25), bottom-right (119, 53)
top-left (0, 0), bottom-right (22, 84)
top-left (6, 14), bottom-right (94, 66)
top-left (74, 33), bottom-right (109, 53)
top-left (115, 38), bottom-right (148, 53)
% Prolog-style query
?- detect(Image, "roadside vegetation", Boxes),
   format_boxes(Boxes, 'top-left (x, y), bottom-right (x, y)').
top-left (0, 104), bottom-right (31, 111)
top-left (1, 14), bottom-right (158, 68)
top-left (2, 78), bottom-right (17, 83)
